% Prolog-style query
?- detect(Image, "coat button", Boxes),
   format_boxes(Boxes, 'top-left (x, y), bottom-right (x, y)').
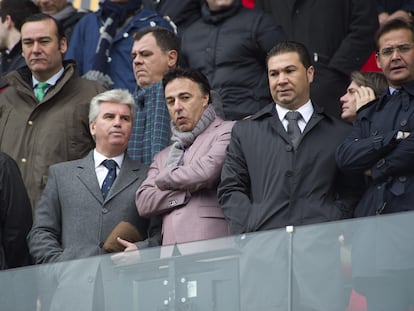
top-left (400, 120), bottom-right (407, 126)
top-left (376, 158), bottom-right (385, 168)
top-left (102, 208), bottom-right (108, 214)
top-left (99, 242), bottom-right (104, 248)
top-left (285, 170), bottom-right (293, 177)
top-left (286, 145), bottom-right (293, 152)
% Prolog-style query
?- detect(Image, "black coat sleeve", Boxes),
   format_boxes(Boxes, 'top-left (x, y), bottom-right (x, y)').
top-left (0, 153), bottom-right (33, 269)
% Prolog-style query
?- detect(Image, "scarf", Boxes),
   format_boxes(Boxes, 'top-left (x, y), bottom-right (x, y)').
top-left (52, 4), bottom-right (76, 21)
top-left (83, 0), bottom-right (142, 88)
top-left (165, 105), bottom-right (216, 167)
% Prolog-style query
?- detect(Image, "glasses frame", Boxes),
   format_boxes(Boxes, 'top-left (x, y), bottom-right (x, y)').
top-left (377, 44), bottom-right (414, 57)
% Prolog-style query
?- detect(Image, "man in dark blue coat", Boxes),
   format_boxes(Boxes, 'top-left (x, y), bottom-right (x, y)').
top-left (336, 19), bottom-right (414, 310)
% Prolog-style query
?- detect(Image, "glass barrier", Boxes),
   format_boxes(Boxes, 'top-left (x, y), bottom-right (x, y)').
top-left (1, 211), bottom-right (413, 311)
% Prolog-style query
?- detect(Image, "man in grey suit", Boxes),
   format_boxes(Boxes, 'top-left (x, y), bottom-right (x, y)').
top-left (27, 89), bottom-right (150, 310)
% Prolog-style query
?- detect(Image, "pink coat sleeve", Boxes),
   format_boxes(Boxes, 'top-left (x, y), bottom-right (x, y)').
top-left (136, 119), bottom-right (234, 217)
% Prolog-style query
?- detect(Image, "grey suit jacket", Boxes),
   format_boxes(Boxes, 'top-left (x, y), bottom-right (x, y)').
top-left (28, 150), bottom-right (149, 264)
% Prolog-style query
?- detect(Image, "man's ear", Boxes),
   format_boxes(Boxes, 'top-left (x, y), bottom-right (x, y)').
top-left (375, 53), bottom-right (382, 71)
top-left (5, 15), bottom-right (14, 29)
top-left (167, 50), bottom-right (178, 68)
top-left (307, 65), bottom-right (315, 83)
top-left (89, 122), bottom-right (96, 136)
top-left (59, 37), bottom-right (68, 54)
top-left (202, 94), bottom-right (209, 108)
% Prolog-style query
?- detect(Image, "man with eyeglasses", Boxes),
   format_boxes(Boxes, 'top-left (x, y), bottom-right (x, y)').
top-left (336, 18), bottom-right (414, 311)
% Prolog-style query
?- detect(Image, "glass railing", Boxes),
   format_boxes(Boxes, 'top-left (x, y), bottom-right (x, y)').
top-left (1, 210), bottom-right (413, 311)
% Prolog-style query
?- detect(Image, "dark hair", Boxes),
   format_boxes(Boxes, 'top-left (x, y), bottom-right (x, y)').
top-left (162, 67), bottom-right (211, 103)
top-left (350, 71), bottom-right (388, 97)
top-left (133, 26), bottom-right (180, 55)
top-left (0, 0), bottom-right (39, 30)
top-left (375, 18), bottom-right (414, 50)
top-left (21, 13), bottom-right (66, 41)
top-left (266, 41), bottom-right (312, 69)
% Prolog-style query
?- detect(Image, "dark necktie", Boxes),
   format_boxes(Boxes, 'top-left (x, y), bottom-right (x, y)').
top-left (389, 89), bottom-right (410, 111)
top-left (285, 111), bottom-right (302, 149)
top-left (35, 82), bottom-right (49, 101)
top-left (101, 159), bottom-right (117, 199)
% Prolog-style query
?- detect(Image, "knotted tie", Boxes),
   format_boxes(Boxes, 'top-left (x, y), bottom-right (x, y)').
top-left (35, 82), bottom-right (49, 101)
top-left (285, 111), bottom-right (302, 149)
top-left (101, 159), bottom-right (117, 199)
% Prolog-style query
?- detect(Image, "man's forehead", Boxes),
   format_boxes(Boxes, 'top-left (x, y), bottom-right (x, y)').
top-left (270, 51), bottom-right (300, 62)
top-left (379, 29), bottom-right (413, 45)
top-left (21, 20), bottom-right (56, 35)
top-left (132, 33), bottom-right (157, 50)
top-left (166, 78), bottom-right (198, 92)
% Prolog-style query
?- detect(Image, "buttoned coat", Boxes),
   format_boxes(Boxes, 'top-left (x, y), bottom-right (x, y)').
top-left (0, 61), bottom-right (106, 209)
top-left (136, 117), bottom-right (234, 245)
top-left (28, 151), bottom-right (149, 263)
top-left (336, 84), bottom-right (414, 216)
top-left (27, 151), bottom-right (149, 311)
top-left (218, 103), bottom-right (363, 311)
top-left (335, 84), bottom-right (414, 299)
top-left (180, 0), bottom-right (287, 120)
top-left (218, 104), bottom-right (361, 234)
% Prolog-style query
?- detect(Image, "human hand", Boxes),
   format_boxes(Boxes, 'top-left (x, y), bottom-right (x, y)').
top-left (355, 86), bottom-right (375, 111)
top-left (389, 10), bottom-right (412, 23)
top-left (110, 238), bottom-right (141, 265)
top-left (378, 12), bottom-right (389, 26)
top-left (116, 237), bottom-right (138, 252)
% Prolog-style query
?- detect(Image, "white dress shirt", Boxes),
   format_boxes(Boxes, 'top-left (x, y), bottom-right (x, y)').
top-left (275, 100), bottom-right (314, 132)
top-left (94, 149), bottom-right (124, 188)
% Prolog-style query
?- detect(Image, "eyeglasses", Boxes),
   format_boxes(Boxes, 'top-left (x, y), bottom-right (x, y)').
top-left (377, 44), bottom-right (414, 57)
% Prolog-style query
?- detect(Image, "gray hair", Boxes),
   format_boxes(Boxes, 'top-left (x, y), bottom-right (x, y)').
top-left (89, 89), bottom-right (136, 123)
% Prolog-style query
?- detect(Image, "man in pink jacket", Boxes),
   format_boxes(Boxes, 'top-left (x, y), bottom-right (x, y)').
top-left (133, 67), bottom-right (234, 249)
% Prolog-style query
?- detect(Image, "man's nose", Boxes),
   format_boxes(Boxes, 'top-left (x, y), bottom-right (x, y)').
top-left (340, 94), bottom-right (347, 104)
top-left (133, 54), bottom-right (143, 65)
top-left (173, 101), bottom-right (183, 112)
top-left (113, 116), bottom-right (122, 126)
top-left (277, 73), bottom-right (288, 84)
top-left (391, 48), bottom-right (402, 59)
top-left (32, 41), bottom-right (42, 53)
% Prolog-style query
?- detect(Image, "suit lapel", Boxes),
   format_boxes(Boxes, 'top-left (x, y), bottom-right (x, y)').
top-left (76, 151), bottom-right (103, 204)
top-left (105, 154), bottom-right (143, 201)
top-left (271, 106), bottom-right (292, 145)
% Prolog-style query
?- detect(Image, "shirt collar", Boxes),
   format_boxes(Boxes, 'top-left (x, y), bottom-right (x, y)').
top-left (94, 149), bottom-right (124, 169)
top-left (275, 100), bottom-right (314, 123)
top-left (32, 67), bottom-right (64, 88)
